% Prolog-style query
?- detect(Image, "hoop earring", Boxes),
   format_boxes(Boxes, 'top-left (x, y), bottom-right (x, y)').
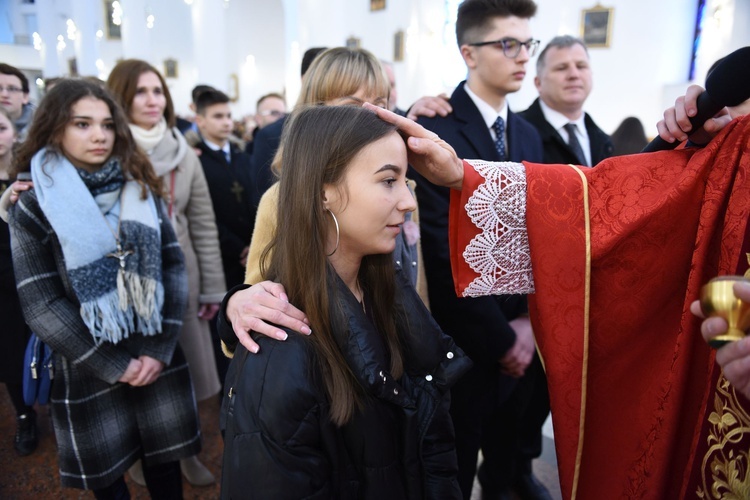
top-left (325, 208), bottom-right (340, 256)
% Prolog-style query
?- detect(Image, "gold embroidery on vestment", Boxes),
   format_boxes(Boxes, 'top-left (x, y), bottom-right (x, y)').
top-left (697, 374), bottom-right (750, 499)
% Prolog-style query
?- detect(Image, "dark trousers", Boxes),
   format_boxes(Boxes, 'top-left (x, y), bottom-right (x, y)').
top-left (93, 460), bottom-right (183, 500)
top-left (479, 354), bottom-right (550, 492)
top-left (451, 353), bottom-right (549, 499)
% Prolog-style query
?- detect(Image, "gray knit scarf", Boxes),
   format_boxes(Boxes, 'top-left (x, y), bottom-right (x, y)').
top-left (31, 149), bottom-right (164, 344)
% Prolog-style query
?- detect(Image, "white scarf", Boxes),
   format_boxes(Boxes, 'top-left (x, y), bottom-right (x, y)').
top-left (129, 117), bottom-right (168, 153)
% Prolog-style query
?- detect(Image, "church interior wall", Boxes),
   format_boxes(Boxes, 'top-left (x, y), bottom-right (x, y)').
top-left (0, 0), bottom-right (746, 135)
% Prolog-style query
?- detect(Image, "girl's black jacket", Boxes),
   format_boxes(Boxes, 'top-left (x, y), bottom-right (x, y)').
top-left (219, 268), bottom-right (471, 499)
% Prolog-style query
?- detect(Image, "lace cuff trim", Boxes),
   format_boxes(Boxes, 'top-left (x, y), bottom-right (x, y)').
top-left (461, 160), bottom-right (534, 297)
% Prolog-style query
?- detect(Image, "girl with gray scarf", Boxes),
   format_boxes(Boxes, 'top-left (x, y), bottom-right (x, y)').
top-left (8, 79), bottom-right (200, 498)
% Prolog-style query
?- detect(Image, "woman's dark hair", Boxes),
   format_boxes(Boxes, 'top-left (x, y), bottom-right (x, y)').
top-left (610, 116), bottom-right (649, 156)
top-left (266, 105), bottom-right (403, 425)
top-left (106, 59), bottom-right (176, 128)
top-left (13, 78), bottom-right (162, 197)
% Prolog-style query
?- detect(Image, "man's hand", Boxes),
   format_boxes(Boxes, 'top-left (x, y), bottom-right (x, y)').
top-left (198, 302), bottom-right (220, 321)
top-left (656, 84), bottom-right (732, 146)
top-left (691, 281), bottom-right (750, 399)
top-left (500, 317), bottom-right (535, 378)
top-left (363, 103), bottom-right (464, 190)
top-left (226, 281), bottom-right (311, 353)
top-left (128, 356), bottom-right (165, 386)
top-left (406, 94), bottom-right (453, 121)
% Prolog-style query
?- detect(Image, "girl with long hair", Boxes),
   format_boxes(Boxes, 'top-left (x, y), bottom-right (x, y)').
top-left (221, 105), bottom-right (469, 498)
top-left (107, 59), bottom-right (223, 485)
top-left (8, 78), bottom-right (200, 498)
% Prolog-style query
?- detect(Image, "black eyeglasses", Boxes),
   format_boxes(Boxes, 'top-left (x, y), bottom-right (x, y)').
top-left (468, 38), bottom-right (540, 58)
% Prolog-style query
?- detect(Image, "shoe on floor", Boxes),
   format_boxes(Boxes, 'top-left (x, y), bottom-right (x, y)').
top-left (14, 411), bottom-right (38, 456)
top-left (128, 459), bottom-right (147, 486)
top-left (513, 472), bottom-right (553, 500)
top-left (180, 455), bottom-right (215, 486)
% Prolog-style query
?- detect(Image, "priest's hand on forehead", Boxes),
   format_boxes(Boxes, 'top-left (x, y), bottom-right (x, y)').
top-left (363, 103), bottom-right (464, 191)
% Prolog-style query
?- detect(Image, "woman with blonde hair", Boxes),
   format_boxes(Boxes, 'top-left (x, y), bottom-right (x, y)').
top-left (107, 59), bottom-right (223, 486)
top-left (244, 47), bottom-right (425, 303)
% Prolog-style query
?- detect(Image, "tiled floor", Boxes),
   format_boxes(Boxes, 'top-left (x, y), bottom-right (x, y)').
top-left (0, 392), bottom-right (223, 499)
top-left (0, 389), bottom-right (562, 499)
top-left (470, 434), bottom-right (562, 500)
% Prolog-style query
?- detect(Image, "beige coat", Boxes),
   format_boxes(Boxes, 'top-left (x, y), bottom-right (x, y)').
top-left (148, 128), bottom-right (225, 401)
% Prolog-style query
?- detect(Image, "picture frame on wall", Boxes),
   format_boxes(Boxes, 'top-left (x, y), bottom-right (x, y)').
top-left (228, 74), bottom-right (239, 102)
top-left (394, 30), bottom-right (405, 62)
top-left (104, 0), bottom-right (121, 40)
top-left (581, 5), bottom-right (613, 48)
top-left (68, 58), bottom-right (78, 77)
top-left (346, 36), bottom-right (361, 49)
top-left (370, 0), bottom-right (386, 12)
top-left (163, 58), bottom-right (178, 79)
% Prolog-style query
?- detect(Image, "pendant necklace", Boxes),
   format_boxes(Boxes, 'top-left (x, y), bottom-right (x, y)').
top-left (103, 190), bottom-right (133, 273)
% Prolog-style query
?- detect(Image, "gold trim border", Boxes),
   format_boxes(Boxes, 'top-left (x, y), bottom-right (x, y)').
top-left (567, 164), bottom-right (591, 500)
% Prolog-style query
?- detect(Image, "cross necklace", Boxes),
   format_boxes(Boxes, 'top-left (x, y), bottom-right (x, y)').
top-left (103, 190), bottom-right (133, 271)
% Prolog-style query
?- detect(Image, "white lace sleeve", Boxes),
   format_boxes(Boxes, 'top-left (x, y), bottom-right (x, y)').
top-left (460, 159), bottom-right (534, 297)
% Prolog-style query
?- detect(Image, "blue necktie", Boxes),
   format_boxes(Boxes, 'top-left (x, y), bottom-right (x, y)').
top-left (492, 116), bottom-right (507, 161)
top-left (563, 123), bottom-right (588, 166)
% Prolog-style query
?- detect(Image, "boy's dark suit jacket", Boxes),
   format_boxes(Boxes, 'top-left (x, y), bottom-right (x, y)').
top-left (412, 81), bottom-right (542, 371)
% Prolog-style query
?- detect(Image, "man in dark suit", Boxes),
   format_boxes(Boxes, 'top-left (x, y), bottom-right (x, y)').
top-left (410, 1), bottom-right (549, 499)
top-left (519, 35), bottom-right (613, 166)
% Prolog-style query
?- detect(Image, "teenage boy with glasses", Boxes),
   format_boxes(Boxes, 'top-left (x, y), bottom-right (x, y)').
top-left (0, 63), bottom-right (35, 142)
top-left (409, 0), bottom-right (550, 499)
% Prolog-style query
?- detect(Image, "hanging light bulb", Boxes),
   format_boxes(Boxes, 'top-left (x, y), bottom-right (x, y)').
top-left (32, 32), bottom-right (42, 51)
top-left (112, 1), bottom-right (123, 26)
top-left (146, 14), bottom-right (155, 29)
top-left (66, 19), bottom-right (78, 40)
top-left (56, 34), bottom-right (66, 52)
top-left (96, 29), bottom-right (104, 40)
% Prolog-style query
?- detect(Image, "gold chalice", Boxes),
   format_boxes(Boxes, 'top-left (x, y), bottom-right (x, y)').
top-left (700, 275), bottom-right (750, 348)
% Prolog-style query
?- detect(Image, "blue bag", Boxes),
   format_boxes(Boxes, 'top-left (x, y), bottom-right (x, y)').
top-left (22, 333), bottom-right (54, 406)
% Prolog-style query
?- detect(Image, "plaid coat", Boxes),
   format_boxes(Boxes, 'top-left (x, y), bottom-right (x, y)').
top-left (8, 190), bottom-right (201, 490)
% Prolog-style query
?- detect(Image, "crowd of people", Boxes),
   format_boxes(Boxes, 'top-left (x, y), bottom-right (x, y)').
top-left (1, 0), bottom-right (749, 498)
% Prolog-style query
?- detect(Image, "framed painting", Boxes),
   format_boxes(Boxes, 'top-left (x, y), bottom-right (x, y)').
top-left (346, 36), bottom-right (361, 49)
top-left (163, 58), bottom-right (178, 79)
top-left (394, 30), bottom-right (405, 62)
top-left (581, 6), bottom-right (613, 48)
top-left (371, 0), bottom-right (385, 12)
top-left (104, 0), bottom-right (122, 40)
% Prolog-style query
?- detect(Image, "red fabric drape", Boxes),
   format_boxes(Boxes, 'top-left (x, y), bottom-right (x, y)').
top-left (450, 116), bottom-right (750, 499)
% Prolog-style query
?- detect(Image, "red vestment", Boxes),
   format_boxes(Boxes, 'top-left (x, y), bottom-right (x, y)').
top-left (450, 116), bottom-right (750, 499)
